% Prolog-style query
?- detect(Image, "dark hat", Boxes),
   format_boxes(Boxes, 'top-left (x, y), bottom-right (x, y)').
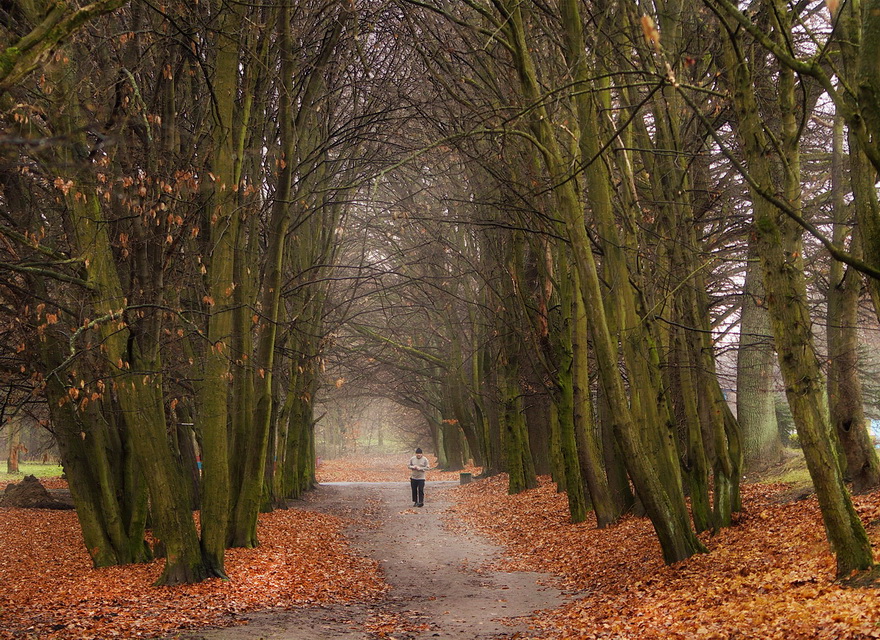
top-left (415, 447), bottom-right (423, 453)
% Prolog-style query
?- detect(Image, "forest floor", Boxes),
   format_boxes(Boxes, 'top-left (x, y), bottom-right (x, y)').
top-left (176, 479), bottom-right (565, 640)
top-left (2, 453), bottom-right (880, 639)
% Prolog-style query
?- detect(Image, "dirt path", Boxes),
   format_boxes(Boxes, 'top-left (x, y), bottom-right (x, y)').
top-left (180, 481), bottom-right (565, 640)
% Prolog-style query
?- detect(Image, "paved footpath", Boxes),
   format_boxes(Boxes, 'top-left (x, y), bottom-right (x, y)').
top-left (178, 481), bottom-right (565, 640)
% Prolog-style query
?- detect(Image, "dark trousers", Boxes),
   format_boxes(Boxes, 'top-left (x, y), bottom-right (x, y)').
top-left (410, 478), bottom-right (425, 504)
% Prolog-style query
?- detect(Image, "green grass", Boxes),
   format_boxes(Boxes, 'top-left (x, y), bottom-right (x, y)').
top-left (753, 449), bottom-right (813, 487)
top-left (0, 463), bottom-right (64, 484)
top-left (761, 464), bottom-right (813, 486)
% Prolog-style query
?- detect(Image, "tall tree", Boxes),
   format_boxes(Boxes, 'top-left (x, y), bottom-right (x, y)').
top-left (493, 0), bottom-right (705, 563)
top-left (737, 246), bottom-right (783, 470)
top-left (713, 0), bottom-right (874, 576)
top-left (827, 116), bottom-right (880, 493)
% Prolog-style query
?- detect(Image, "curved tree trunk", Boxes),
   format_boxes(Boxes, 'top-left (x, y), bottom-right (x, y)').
top-left (492, 0), bottom-right (704, 564)
top-left (721, 21), bottom-right (874, 576)
top-left (572, 268), bottom-right (620, 528)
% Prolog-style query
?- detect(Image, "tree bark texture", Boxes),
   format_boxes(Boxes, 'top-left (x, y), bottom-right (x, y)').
top-left (828, 116), bottom-right (880, 493)
top-left (737, 247), bottom-right (783, 469)
top-left (721, 19), bottom-right (874, 576)
top-left (504, 0), bottom-right (704, 564)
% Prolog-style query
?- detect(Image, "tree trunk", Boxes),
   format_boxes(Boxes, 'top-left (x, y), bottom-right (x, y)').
top-left (553, 253), bottom-right (588, 521)
top-left (197, 0), bottom-right (244, 576)
top-left (737, 246), bottom-right (783, 469)
top-left (503, 0), bottom-right (704, 563)
top-left (671, 322), bottom-right (713, 533)
top-left (7, 417), bottom-right (22, 474)
top-left (722, 22), bottom-right (874, 576)
top-left (43, 48), bottom-right (206, 583)
top-left (501, 354), bottom-right (537, 494)
top-left (39, 327), bottom-right (152, 568)
top-left (572, 269), bottom-right (619, 527)
top-left (828, 116), bottom-right (880, 493)
top-left (833, 0), bottom-right (880, 320)
top-left (227, 6), bottom-right (287, 547)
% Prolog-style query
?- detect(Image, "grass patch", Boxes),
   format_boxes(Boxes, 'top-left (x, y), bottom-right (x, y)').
top-left (0, 463), bottom-right (64, 485)
top-left (748, 448), bottom-right (813, 488)
top-left (761, 460), bottom-right (812, 486)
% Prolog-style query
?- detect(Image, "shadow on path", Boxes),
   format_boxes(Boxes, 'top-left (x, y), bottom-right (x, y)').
top-left (179, 481), bottom-right (565, 640)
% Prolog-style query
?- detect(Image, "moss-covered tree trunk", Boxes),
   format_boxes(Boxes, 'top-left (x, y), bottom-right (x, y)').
top-left (851, 0), bottom-right (880, 180)
top-left (228, 5), bottom-right (291, 548)
top-left (444, 371), bottom-right (482, 468)
top-left (828, 116), bottom-right (880, 494)
top-left (7, 67), bottom-right (151, 568)
top-left (722, 18), bottom-right (874, 576)
top-left (671, 322), bottom-right (713, 533)
top-left (572, 269), bottom-right (619, 528)
top-left (196, 0), bottom-right (242, 577)
top-left (827, 0), bottom-right (880, 319)
top-left (692, 274), bottom-right (743, 525)
top-left (40, 331), bottom-right (151, 567)
top-left (501, 364), bottom-right (537, 495)
top-left (476, 340), bottom-right (504, 476)
top-left (279, 319), bottom-right (322, 500)
top-left (552, 252), bottom-right (588, 522)
top-left (560, 0), bottom-right (690, 518)
top-left (495, 229), bottom-right (534, 490)
top-left (0, 0), bottom-right (128, 95)
top-left (41, 43), bottom-right (206, 583)
top-left (502, 0), bottom-right (704, 564)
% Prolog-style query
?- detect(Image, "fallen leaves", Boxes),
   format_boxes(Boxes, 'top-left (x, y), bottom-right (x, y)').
top-left (6, 462), bottom-right (880, 640)
top-left (443, 475), bottom-right (880, 640)
top-left (0, 502), bottom-right (387, 640)
top-left (316, 453), bottom-right (481, 483)
top-left (364, 610), bottom-right (430, 638)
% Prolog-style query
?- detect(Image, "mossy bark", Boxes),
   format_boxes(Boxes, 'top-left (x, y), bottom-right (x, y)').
top-left (572, 269), bottom-right (619, 528)
top-left (828, 116), bottom-right (880, 494)
top-left (41, 333), bottom-right (151, 567)
top-left (41, 49), bottom-right (205, 582)
top-left (722, 18), bottom-right (874, 576)
top-left (196, 0), bottom-right (245, 576)
top-left (501, 357), bottom-right (538, 495)
top-left (553, 254), bottom-right (588, 522)
top-left (501, 0), bottom-right (704, 563)
top-left (671, 322), bottom-right (713, 533)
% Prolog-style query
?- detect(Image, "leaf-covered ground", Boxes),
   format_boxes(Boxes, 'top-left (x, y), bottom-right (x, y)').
top-left (445, 474), bottom-right (880, 640)
top-left (316, 452), bottom-right (481, 483)
top-left (0, 493), bottom-right (387, 640)
top-left (3, 459), bottom-right (880, 639)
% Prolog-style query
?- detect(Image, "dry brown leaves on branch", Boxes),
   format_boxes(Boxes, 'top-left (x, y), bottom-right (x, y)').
top-left (316, 453), bottom-right (481, 483)
top-left (443, 475), bottom-right (880, 640)
top-left (0, 502), bottom-right (387, 640)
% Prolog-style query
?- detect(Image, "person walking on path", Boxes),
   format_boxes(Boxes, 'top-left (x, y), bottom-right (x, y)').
top-left (408, 448), bottom-right (429, 507)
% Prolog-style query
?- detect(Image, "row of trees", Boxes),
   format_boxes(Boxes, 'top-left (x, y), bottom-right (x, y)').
top-left (0, 0), bottom-right (402, 584)
top-left (321, 0), bottom-right (880, 579)
top-left (2, 0), bottom-right (880, 584)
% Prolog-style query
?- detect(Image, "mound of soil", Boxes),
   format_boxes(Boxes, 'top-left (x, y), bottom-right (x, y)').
top-left (0, 475), bottom-right (73, 510)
